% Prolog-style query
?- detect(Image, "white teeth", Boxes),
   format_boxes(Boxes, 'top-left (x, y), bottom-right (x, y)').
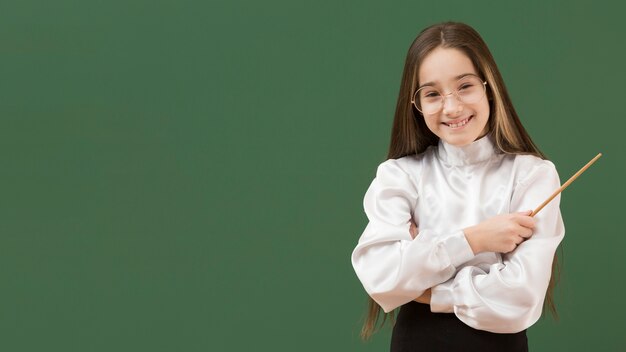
top-left (447, 117), bottom-right (470, 128)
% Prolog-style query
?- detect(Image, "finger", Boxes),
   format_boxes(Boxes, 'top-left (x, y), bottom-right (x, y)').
top-left (515, 214), bottom-right (536, 229)
top-left (518, 226), bottom-right (533, 238)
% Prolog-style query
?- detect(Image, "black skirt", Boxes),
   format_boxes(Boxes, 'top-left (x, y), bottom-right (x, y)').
top-left (390, 302), bottom-right (528, 352)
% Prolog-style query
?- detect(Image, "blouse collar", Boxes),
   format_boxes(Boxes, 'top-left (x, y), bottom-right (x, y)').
top-left (437, 134), bottom-right (497, 166)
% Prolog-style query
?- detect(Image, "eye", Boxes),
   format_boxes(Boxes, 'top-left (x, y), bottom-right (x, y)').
top-left (458, 83), bottom-right (474, 90)
top-left (421, 90), bottom-right (440, 98)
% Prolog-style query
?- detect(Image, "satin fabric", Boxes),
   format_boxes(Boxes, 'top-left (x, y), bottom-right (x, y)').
top-left (351, 134), bottom-right (565, 333)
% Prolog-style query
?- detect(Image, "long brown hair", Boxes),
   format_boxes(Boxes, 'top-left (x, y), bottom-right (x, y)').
top-left (360, 21), bottom-right (561, 340)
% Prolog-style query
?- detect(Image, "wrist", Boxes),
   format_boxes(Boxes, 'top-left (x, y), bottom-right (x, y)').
top-left (463, 226), bottom-right (482, 254)
top-left (413, 288), bottom-right (432, 304)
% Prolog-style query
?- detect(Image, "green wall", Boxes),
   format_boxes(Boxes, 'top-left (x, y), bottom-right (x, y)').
top-left (1, 0), bottom-right (624, 351)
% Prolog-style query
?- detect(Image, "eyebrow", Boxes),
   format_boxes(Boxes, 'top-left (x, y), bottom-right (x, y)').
top-left (418, 73), bottom-right (477, 89)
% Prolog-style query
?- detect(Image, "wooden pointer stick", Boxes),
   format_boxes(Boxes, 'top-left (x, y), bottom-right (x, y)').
top-left (530, 153), bottom-right (603, 217)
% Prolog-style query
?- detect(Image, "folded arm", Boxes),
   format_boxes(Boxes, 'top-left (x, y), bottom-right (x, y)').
top-left (351, 159), bottom-right (475, 313)
top-left (429, 161), bottom-right (565, 333)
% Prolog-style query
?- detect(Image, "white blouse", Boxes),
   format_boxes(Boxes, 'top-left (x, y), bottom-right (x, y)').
top-left (351, 135), bottom-right (565, 333)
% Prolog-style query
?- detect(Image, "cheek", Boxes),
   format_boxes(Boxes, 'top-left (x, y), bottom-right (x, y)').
top-left (479, 99), bottom-right (490, 114)
top-left (477, 104), bottom-right (491, 132)
top-left (423, 116), bottom-right (440, 132)
top-left (475, 102), bottom-right (490, 121)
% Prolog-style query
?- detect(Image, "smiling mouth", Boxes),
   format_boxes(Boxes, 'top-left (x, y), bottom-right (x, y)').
top-left (443, 116), bottom-right (473, 129)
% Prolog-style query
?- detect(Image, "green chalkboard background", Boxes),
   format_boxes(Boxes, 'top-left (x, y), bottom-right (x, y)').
top-left (1, 0), bottom-right (624, 351)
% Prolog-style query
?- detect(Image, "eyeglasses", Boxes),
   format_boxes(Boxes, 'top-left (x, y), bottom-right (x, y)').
top-left (411, 74), bottom-right (488, 115)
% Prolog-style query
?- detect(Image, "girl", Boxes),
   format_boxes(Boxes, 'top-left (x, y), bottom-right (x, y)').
top-left (351, 22), bottom-right (564, 351)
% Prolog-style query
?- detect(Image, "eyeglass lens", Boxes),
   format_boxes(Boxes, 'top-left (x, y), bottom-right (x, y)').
top-left (414, 75), bottom-right (486, 114)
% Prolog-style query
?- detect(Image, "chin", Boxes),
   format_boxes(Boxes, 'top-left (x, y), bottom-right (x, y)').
top-left (440, 134), bottom-right (479, 146)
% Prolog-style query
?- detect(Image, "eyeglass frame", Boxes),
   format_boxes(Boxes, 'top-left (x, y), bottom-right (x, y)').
top-left (410, 74), bottom-right (488, 114)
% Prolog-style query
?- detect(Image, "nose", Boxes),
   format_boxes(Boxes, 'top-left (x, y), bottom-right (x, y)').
top-left (441, 92), bottom-right (463, 115)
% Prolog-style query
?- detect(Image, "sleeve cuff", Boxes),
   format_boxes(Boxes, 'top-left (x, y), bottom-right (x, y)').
top-left (442, 230), bottom-right (475, 268)
top-left (430, 281), bottom-right (454, 313)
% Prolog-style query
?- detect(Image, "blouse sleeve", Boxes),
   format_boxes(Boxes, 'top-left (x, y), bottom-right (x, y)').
top-left (351, 159), bottom-right (475, 313)
top-left (429, 159), bottom-right (565, 333)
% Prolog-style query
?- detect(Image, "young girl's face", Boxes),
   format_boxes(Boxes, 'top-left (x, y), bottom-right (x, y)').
top-left (417, 47), bottom-right (490, 146)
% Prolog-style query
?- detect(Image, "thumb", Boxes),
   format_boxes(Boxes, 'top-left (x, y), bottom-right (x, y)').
top-left (518, 210), bottom-right (533, 216)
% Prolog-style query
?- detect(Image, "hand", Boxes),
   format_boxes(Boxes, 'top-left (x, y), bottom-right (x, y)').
top-left (413, 288), bottom-right (431, 304)
top-left (409, 219), bottom-right (419, 239)
top-left (463, 210), bottom-right (535, 254)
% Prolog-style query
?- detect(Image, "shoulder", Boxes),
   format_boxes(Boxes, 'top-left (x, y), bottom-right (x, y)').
top-left (375, 149), bottom-right (432, 178)
top-left (371, 150), bottom-right (434, 191)
top-left (510, 154), bottom-right (560, 188)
